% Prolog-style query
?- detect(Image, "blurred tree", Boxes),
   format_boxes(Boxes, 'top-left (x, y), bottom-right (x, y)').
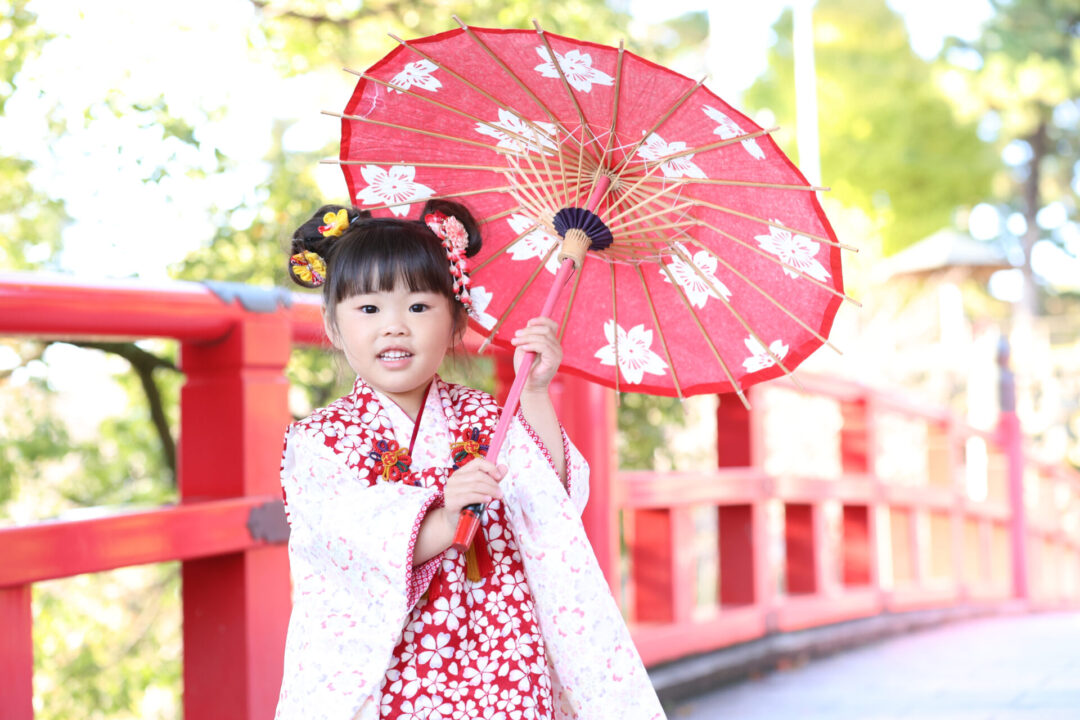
top-left (744, 0), bottom-right (999, 255)
top-left (940, 0), bottom-right (1080, 318)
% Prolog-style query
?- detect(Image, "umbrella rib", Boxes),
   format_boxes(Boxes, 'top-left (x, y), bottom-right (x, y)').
top-left (452, 17), bottom-right (600, 168)
top-left (472, 218), bottom-right (549, 274)
top-left (619, 127), bottom-right (779, 175)
top-left (610, 263), bottom-right (621, 396)
top-left (634, 176), bottom-right (831, 193)
top-left (557, 261), bottom-right (585, 343)
top-left (330, 158), bottom-right (571, 182)
top-left (666, 260), bottom-right (803, 393)
top-left (532, 20), bottom-right (598, 205)
top-left (598, 40), bottom-right (626, 171)
top-left (633, 264), bottom-right (684, 401)
top-left (608, 200), bottom-right (696, 234)
top-left (348, 72), bottom-right (584, 170)
top-left (327, 110), bottom-right (542, 158)
top-left (622, 186), bottom-right (860, 307)
top-left (680, 240), bottom-right (842, 354)
top-left (387, 30), bottom-right (588, 158)
top-left (658, 263), bottom-right (749, 408)
top-left (478, 243), bottom-right (561, 352)
top-left (610, 78), bottom-right (706, 177)
top-left (348, 180), bottom-right (556, 215)
top-left (691, 215), bottom-right (861, 307)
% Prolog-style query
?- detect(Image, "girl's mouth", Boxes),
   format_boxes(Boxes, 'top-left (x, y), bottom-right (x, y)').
top-left (378, 350), bottom-right (413, 361)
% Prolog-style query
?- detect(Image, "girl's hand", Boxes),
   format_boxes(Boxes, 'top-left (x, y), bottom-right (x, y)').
top-left (510, 317), bottom-right (563, 392)
top-left (439, 458), bottom-right (506, 532)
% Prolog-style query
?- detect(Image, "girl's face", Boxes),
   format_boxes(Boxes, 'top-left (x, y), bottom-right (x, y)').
top-left (327, 279), bottom-right (455, 419)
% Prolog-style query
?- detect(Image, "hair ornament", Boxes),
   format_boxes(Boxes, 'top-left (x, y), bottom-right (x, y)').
top-left (318, 208), bottom-right (350, 238)
top-left (289, 250), bottom-right (328, 288)
top-left (425, 211), bottom-right (472, 308)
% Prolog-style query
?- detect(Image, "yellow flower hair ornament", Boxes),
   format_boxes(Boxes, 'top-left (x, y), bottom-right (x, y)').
top-left (317, 209), bottom-right (350, 238)
top-left (289, 251), bottom-right (328, 288)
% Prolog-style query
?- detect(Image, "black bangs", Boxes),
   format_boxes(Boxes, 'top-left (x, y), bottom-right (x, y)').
top-left (325, 219), bottom-right (453, 305)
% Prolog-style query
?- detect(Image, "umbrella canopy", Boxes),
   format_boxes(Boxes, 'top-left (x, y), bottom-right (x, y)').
top-left (330, 21), bottom-right (854, 404)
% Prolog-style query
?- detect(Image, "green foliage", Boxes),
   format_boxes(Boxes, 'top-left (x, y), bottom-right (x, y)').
top-left (744, 0), bottom-right (999, 255)
top-left (615, 393), bottom-right (688, 470)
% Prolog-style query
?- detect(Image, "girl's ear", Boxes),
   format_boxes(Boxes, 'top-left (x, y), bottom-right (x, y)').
top-left (322, 306), bottom-right (341, 349)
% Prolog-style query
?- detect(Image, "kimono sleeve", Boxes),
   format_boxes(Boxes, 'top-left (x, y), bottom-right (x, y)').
top-left (280, 425), bottom-right (446, 609)
top-left (512, 412), bottom-right (590, 516)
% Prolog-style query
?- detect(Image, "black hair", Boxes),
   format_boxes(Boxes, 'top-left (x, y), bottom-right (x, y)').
top-left (289, 199), bottom-right (483, 338)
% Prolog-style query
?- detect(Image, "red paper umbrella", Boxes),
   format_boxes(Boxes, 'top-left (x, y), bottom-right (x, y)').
top-left (328, 21), bottom-right (856, 546)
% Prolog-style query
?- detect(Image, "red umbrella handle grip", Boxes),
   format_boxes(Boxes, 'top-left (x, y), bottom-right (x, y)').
top-left (451, 503), bottom-right (483, 551)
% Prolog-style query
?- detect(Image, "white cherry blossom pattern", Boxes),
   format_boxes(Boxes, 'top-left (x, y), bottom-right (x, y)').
top-left (754, 221), bottom-right (831, 281)
top-left (475, 109), bottom-right (558, 155)
top-left (636, 133), bottom-right (706, 178)
top-left (594, 319), bottom-right (668, 385)
top-left (354, 164), bottom-right (435, 217)
top-left (661, 242), bottom-right (732, 308)
top-left (533, 46), bottom-right (614, 93)
top-left (506, 213), bottom-right (561, 274)
top-left (702, 104), bottom-right (765, 160)
top-left (742, 335), bottom-right (790, 373)
top-left (388, 59), bottom-right (441, 94)
top-left (468, 286), bottom-right (497, 330)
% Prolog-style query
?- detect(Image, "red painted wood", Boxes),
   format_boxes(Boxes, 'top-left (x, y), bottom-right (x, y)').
top-left (0, 497), bottom-right (283, 586)
top-left (842, 505), bottom-right (872, 586)
top-left (716, 394), bottom-right (752, 467)
top-left (1000, 411), bottom-right (1030, 600)
top-left (718, 505), bottom-right (755, 605)
top-left (785, 504), bottom-right (817, 595)
top-left (631, 605), bottom-right (767, 666)
top-left (631, 508), bottom-right (675, 623)
top-left (0, 585), bottom-right (33, 720)
top-left (179, 317), bottom-right (293, 719)
top-left (840, 398), bottom-right (870, 474)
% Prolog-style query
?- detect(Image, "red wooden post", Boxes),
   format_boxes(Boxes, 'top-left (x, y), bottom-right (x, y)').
top-left (718, 505), bottom-right (755, 605)
top-left (716, 394), bottom-right (752, 467)
top-left (0, 585), bottom-right (33, 720)
top-left (785, 504), bottom-right (817, 594)
top-left (997, 339), bottom-right (1029, 600)
top-left (179, 311), bottom-right (293, 720)
top-left (841, 505), bottom-right (872, 586)
top-left (630, 506), bottom-right (695, 623)
top-left (840, 398), bottom-right (871, 474)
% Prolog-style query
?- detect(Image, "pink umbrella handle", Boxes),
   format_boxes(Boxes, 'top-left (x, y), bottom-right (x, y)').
top-left (451, 257), bottom-right (577, 551)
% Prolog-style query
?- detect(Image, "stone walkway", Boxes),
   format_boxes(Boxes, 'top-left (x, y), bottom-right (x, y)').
top-left (670, 612), bottom-right (1080, 719)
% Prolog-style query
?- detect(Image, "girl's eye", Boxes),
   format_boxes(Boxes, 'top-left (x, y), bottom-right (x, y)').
top-left (409, 303), bottom-right (429, 313)
top-left (359, 305), bottom-right (378, 314)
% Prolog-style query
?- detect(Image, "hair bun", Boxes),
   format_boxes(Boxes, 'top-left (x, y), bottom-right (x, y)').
top-left (421, 199), bottom-right (483, 258)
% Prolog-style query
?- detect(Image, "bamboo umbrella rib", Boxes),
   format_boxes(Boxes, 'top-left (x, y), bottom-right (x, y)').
top-left (347, 180), bottom-right (559, 215)
top-left (532, 21), bottom-right (597, 200)
top-left (329, 158), bottom-right (569, 180)
top-left (558, 261), bottom-right (585, 343)
top-left (658, 263), bottom-right (748, 408)
top-left (500, 169), bottom-right (553, 221)
top-left (350, 71), bottom-right (585, 171)
top-left (478, 206), bottom-right (518, 226)
top-left (386, 30), bottom-right (588, 157)
top-left (327, 110), bottom-right (542, 159)
top-left (615, 185), bottom-right (859, 306)
top-left (472, 219), bottom-right (548, 273)
top-left (479, 243), bottom-right (561, 353)
top-left (609, 263), bottom-right (621, 396)
top-left (664, 259), bottom-right (803, 393)
top-left (679, 239), bottom-right (842, 354)
top-left (599, 40), bottom-right (626, 170)
top-left (633, 264), bottom-right (684, 400)
top-left (618, 127), bottom-right (779, 175)
top-left (452, 17), bottom-right (601, 169)
top-left (634, 176), bottom-right (831, 194)
top-left (504, 153), bottom-right (562, 217)
top-left (608, 201), bottom-right (696, 234)
top-left (693, 216), bottom-right (861, 307)
top-left (610, 78), bottom-right (706, 177)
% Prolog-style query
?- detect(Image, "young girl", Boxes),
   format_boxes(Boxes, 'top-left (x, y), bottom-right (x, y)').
top-left (275, 199), bottom-right (665, 720)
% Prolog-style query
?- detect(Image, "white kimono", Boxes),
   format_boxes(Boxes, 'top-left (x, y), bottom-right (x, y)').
top-left (275, 376), bottom-right (665, 720)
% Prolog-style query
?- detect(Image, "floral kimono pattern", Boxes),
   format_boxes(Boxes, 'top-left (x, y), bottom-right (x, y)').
top-left (275, 376), bottom-right (665, 720)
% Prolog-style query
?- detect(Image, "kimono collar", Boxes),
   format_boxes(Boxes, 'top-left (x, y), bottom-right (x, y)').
top-left (346, 375), bottom-right (463, 441)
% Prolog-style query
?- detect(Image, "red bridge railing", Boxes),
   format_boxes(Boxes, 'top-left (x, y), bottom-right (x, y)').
top-left (1, 273), bottom-right (1078, 718)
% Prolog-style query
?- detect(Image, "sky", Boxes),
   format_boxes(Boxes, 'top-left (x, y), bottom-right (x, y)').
top-left (0, 0), bottom-right (1003, 284)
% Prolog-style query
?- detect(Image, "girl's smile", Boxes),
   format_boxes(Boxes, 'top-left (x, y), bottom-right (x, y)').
top-left (326, 282), bottom-right (455, 419)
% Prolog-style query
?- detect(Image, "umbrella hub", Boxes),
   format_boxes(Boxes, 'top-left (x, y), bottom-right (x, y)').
top-left (554, 206), bottom-right (612, 269)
